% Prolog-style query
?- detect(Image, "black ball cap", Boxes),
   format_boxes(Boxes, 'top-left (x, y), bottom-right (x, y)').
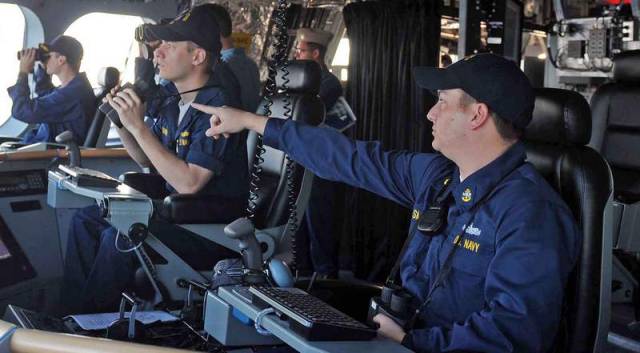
top-left (145, 6), bottom-right (222, 55)
top-left (47, 35), bottom-right (83, 66)
top-left (414, 54), bottom-right (535, 130)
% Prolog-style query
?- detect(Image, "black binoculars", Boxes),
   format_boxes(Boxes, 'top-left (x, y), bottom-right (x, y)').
top-left (134, 17), bottom-right (173, 43)
top-left (134, 24), bottom-right (152, 43)
top-left (367, 283), bottom-right (416, 330)
top-left (16, 44), bottom-right (50, 62)
top-left (98, 81), bottom-right (157, 129)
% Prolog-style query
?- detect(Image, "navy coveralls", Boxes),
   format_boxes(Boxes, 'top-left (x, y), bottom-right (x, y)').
top-left (263, 118), bottom-right (581, 353)
top-left (62, 79), bottom-right (248, 314)
top-left (297, 66), bottom-right (344, 275)
top-left (7, 68), bottom-right (95, 144)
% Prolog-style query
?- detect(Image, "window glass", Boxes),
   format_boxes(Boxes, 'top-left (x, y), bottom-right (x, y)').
top-left (331, 37), bottom-right (350, 82)
top-left (0, 4), bottom-right (26, 126)
top-left (64, 12), bottom-right (145, 88)
top-left (65, 12), bottom-right (146, 146)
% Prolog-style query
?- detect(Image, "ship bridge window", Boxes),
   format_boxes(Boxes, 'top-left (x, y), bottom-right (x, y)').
top-left (64, 12), bottom-right (146, 88)
top-left (331, 36), bottom-right (350, 82)
top-left (64, 12), bottom-right (147, 146)
top-left (0, 4), bottom-right (26, 127)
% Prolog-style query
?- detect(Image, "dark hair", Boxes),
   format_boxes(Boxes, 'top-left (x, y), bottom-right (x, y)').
top-left (187, 41), bottom-right (214, 73)
top-left (460, 91), bottom-right (522, 140)
top-left (491, 113), bottom-right (523, 140)
top-left (306, 42), bottom-right (327, 61)
top-left (200, 3), bottom-right (232, 38)
top-left (66, 56), bottom-right (81, 72)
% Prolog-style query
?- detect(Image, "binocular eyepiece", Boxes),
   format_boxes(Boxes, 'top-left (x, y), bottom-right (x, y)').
top-left (134, 24), bottom-right (151, 43)
top-left (16, 44), bottom-right (50, 62)
top-left (134, 18), bottom-right (171, 43)
top-left (98, 81), bottom-right (158, 129)
top-left (367, 283), bottom-right (415, 330)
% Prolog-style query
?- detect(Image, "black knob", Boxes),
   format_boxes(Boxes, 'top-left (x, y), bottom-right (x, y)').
top-left (224, 218), bottom-right (263, 272)
top-left (128, 223), bottom-right (148, 244)
top-left (55, 130), bottom-right (81, 167)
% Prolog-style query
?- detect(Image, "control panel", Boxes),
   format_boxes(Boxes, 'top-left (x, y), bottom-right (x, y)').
top-left (0, 170), bottom-right (47, 197)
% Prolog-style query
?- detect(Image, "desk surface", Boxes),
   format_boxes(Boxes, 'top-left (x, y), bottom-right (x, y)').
top-left (217, 286), bottom-right (413, 353)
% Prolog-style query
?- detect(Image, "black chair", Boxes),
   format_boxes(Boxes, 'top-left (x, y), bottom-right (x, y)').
top-left (523, 88), bottom-right (613, 353)
top-left (122, 60), bottom-right (326, 302)
top-left (590, 50), bottom-right (640, 203)
top-left (588, 50), bottom-right (640, 346)
top-left (83, 67), bottom-right (119, 148)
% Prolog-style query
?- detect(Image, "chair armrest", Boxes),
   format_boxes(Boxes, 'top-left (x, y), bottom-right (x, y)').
top-left (158, 193), bottom-right (247, 224)
top-left (120, 172), bottom-right (167, 199)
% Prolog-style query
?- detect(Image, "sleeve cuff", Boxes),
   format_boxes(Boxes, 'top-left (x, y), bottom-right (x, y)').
top-left (16, 73), bottom-right (28, 85)
top-left (401, 332), bottom-right (415, 351)
top-left (262, 118), bottom-right (286, 149)
top-left (186, 150), bottom-right (225, 176)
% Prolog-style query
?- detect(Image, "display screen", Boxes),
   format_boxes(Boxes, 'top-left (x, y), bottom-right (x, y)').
top-left (0, 237), bottom-right (11, 260)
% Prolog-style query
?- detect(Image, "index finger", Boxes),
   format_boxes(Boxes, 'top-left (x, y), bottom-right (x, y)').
top-left (191, 102), bottom-right (220, 115)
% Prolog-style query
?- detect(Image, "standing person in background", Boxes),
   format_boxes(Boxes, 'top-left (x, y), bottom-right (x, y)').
top-left (205, 3), bottom-right (261, 113)
top-left (293, 28), bottom-right (344, 278)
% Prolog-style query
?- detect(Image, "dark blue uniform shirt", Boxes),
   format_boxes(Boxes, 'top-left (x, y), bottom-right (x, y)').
top-left (147, 79), bottom-right (248, 197)
top-left (7, 69), bottom-right (95, 144)
top-left (319, 67), bottom-right (343, 111)
top-left (221, 48), bottom-right (261, 113)
top-left (263, 118), bottom-right (581, 353)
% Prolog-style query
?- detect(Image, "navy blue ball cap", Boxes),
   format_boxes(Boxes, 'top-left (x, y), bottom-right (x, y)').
top-left (47, 35), bottom-right (83, 66)
top-left (414, 53), bottom-right (535, 130)
top-left (146, 5), bottom-right (221, 54)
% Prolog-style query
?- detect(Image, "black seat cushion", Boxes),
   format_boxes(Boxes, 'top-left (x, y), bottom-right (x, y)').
top-left (250, 61), bottom-right (325, 228)
top-left (159, 193), bottom-right (247, 224)
top-left (524, 88), bottom-right (591, 180)
top-left (612, 49), bottom-right (640, 83)
top-left (590, 51), bottom-right (640, 202)
top-left (524, 88), bottom-right (612, 353)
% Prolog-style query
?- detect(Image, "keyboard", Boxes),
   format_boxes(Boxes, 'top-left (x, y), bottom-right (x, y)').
top-left (58, 164), bottom-right (120, 188)
top-left (3, 305), bottom-right (73, 333)
top-left (249, 286), bottom-right (376, 341)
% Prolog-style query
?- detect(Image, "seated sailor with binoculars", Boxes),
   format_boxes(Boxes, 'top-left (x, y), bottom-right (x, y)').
top-left (8, 35), bottom-right (95, 144)
top-left (60, 6), bottom-right (248, 314)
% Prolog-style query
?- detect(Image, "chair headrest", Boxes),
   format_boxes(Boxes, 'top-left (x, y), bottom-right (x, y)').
top-left (524, 88), bottom-right (591, 146)
top-left (97, 67), bottom-right (120, 89)
top-left (614, 50), bottom-right (640, 83)
top-left (275, 60), bottom-right (321, 94)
